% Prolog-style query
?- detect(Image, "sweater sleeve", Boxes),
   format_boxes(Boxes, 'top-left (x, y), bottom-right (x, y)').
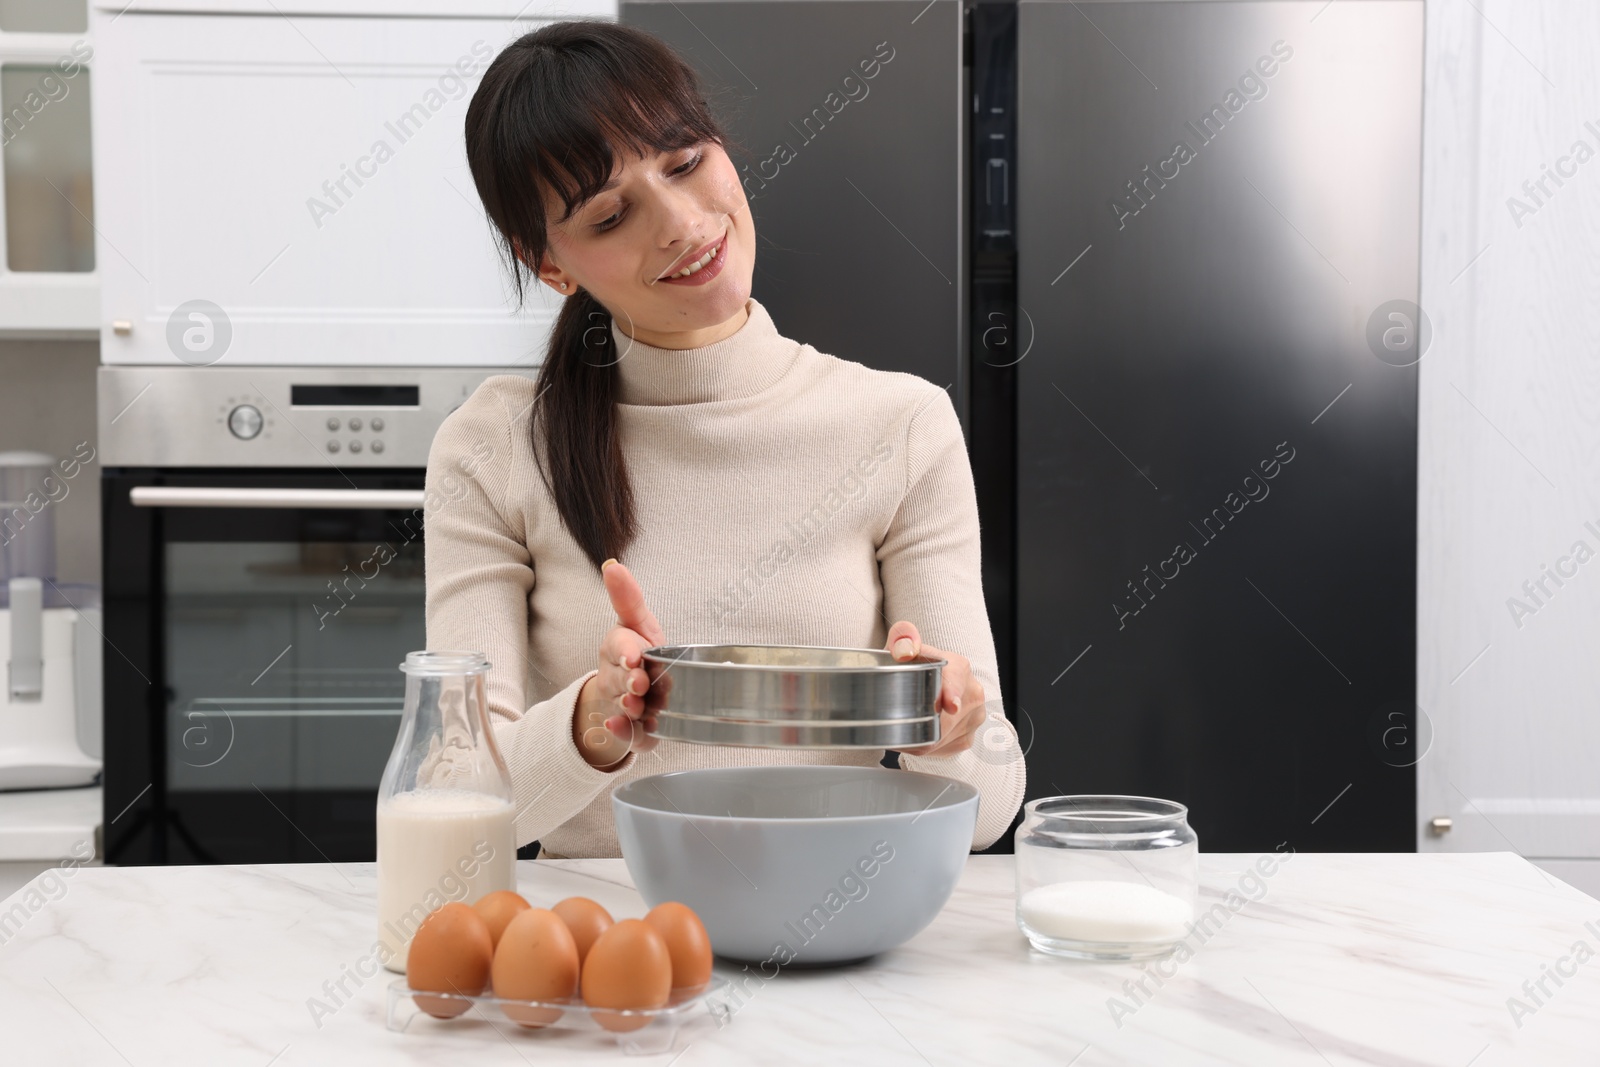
top-left (422, 381), bottom-right (637, 850)
top-left (880, 385), bottom-right (1026, 851)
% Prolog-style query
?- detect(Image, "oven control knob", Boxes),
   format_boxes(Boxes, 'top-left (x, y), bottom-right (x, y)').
top-left (228, 404), bottom-right (264, 440)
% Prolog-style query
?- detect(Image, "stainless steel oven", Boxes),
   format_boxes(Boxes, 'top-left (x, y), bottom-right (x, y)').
top-left (97, 366), bottom-right (535, 865)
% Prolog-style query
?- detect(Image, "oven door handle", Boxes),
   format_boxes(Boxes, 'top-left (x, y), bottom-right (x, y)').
top-left (129, 487), bottom-right (426, 510)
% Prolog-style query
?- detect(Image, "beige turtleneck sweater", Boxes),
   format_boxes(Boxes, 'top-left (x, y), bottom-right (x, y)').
top-left (422, 296), bottom-right (1025, 858)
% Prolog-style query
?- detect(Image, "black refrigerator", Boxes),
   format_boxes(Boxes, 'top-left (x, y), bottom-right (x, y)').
top-left (624, 0), bottom-right (1423, 853)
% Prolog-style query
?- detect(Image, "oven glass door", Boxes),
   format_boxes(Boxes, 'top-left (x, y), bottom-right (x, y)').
top-left (104, 470), bottom-right (431, 865)
top-left (167, 537), bottom-right (422, 832)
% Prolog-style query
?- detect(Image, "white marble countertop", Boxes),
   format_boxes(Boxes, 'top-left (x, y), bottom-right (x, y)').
top-left (2, 851), bottom-right (1597, 1065)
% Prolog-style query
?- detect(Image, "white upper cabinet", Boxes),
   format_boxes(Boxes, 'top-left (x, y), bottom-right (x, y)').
top-left (90, 1), bottom-right (589, 13)
top-left (0, 0), bottom-right (97, 334)
top-left (90, 1), bottom-right (614, 366)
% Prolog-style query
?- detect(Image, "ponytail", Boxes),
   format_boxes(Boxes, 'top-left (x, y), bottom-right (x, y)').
top-left (529, 286), bottom-right (635, 568)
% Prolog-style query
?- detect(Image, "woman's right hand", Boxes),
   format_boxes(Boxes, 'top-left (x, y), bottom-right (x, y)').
top-left (573, 559), bottom-right (666, 766)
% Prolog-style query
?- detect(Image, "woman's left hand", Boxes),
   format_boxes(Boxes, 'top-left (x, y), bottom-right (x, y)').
top-left (884, 621), bottom-right (986, 757)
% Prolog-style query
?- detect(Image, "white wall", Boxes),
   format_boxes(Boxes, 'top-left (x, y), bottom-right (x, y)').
top-left (1419, 0), bottom-right (1600, 899)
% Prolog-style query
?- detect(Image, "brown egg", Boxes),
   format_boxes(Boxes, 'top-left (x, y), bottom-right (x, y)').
top-left (580, 918), bottom-right (673, 1032)
top-left (472, 890), bottom-right (531, 948)
top-left (407, 902), bottom-right (493, 1019)
top-left (643, 901), bottom-right (714, 993)
top-left (491, 907), bottom-right (581, 1028)
top-left (552, 896), bottom-right (614, 965)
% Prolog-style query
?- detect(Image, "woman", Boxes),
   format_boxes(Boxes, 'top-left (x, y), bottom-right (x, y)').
top-left (426, 20), bottom-right (1024, 859)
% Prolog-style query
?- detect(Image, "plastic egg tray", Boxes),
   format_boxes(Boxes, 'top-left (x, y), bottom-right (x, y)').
top-left (384, 973), bottom-right (734, 1055)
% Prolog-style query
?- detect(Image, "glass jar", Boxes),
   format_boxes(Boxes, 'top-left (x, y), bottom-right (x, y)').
top-left (376, 651), bottom-right (517, 973)
top-left (1014, 795), bottom-right (1198, 960)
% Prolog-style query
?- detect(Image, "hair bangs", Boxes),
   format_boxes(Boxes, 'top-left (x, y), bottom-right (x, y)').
top-left (537, 88), bottom-right (722, 227)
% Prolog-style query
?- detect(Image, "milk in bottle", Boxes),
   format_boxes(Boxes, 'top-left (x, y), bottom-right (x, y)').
top-left (376, 651), bottom-right (517, 972)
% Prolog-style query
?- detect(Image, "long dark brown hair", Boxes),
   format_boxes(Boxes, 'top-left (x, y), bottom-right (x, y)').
top-left (464, 21), bottom-right (740, 568)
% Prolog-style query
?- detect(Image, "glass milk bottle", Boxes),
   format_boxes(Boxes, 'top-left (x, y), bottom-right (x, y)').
top-left (377, 651), bottom-right (516, 973)
top-left (1015, 795), bottom-right (1199, 961)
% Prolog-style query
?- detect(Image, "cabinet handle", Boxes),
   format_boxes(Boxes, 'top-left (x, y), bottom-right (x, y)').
top-left (1428, 816), bottom-right (1453, 835)
top-left (130, 487), bottom-right (424, 510)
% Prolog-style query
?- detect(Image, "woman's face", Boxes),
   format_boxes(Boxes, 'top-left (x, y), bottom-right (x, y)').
top-left (536, 139), bottom-right (755, 342)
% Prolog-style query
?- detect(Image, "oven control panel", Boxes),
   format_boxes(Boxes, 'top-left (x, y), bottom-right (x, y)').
top-left (312, 413), bottom-right (386, 455)
top-left (100, 366), bottom-right (541, 468)
top-left (228, 404), bottom-right (264, 440)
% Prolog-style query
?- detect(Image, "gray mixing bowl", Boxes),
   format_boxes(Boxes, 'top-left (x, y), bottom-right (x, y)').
top-left (612, 766), bottom-right (978, 964)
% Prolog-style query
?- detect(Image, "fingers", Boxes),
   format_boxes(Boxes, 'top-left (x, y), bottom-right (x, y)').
top-left (906, 636), bottom-right (967, 716)
top-left (602, 710), bottom-right (660, 752)
top-left (602, 625), bottom-right (666, 712)
top-left (948, 693), bottom-right (985, 745)
top-left (937, 657), bottom-right (980, 748)
top-left (898, 700), bottom-right (982, 757)
top-left (592, 558), bottom-right (668, 757)
top-left (885, 631), bottom-right (968, 756)
top-left (894, 650), bottom-right (982, 758)
top-left (602, 559), bottom-right (666, 647)
top-left (932, 647), bottom-right (969, 716)
top-left (600, 624), bottom-right (649, 682)
top-left (642, 661), bottom-right (673, 712)
top-left (604, 665), bottom-right (659, 743)
top-left (596, 673), bottom-right (660, 751)
top-left (886, 620), bottom-right (921, 661)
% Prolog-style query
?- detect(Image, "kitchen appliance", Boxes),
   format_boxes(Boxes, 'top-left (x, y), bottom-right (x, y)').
top-left (612, 765), bottom-right (977, 964)
top-left (98, 365), bottom-right (537, 865)
top-left (625, 0), bottom-right (1423, 852)
top-left (642, 643), bottom-right (946, 748)
top-left (0, 452), bottom-right (103, 791)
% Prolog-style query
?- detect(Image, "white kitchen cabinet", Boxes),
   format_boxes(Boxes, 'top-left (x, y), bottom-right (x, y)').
top-left (90, 0), bottom-right (613, 366)
top-left (1419, 3), bottom-right (1600, 862)
top-left (91, 1), bottom-right (581, 13)
top-left (0, 783), bottom-right (99, 900)
top-left (0, 1), bottom-right (99, 334)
